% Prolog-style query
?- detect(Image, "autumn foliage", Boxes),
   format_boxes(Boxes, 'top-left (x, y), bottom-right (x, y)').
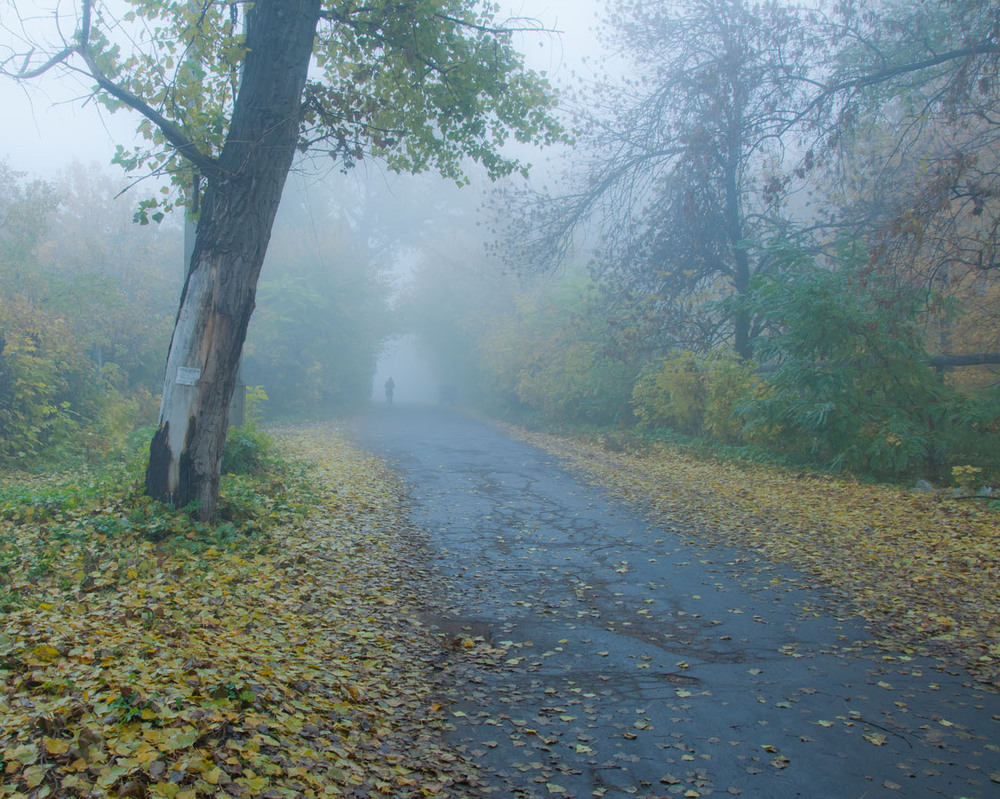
top-left (0, 427), bottom-right (481, 798)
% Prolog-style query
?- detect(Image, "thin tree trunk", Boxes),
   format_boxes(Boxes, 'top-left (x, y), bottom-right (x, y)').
top-left (724, 156), bottom-right (752, 360)
top-left (145, 0), bottom-right (321, 519)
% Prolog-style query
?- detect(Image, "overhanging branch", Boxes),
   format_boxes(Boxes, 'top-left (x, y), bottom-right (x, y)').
top-left (9, 0), bottom-right (220, 179)
top-left (788, 41), bottom-right (1000, 132)
top-left (75, 46), bottom-right (220, 177)
top-left (842, 43), bottom-right (1000, 93)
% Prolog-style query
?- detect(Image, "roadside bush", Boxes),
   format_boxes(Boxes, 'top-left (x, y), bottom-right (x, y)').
top-left (632, 351), bottom-right (707, 435)
top-left (480, 288), bottom-right (636, 427)
top-left (944, 391), bottom-right (1000, 485)
top-left (703, 354), bottom-right (761, 445)
top-left (221, 387), bottom-right (273, 475)
top-left (739, 264), bottom-right (966, 480)
top-left (514, 339), bottom-right (635, 427)
top-left (222, 424), bottom-right (273, 475)
top-left (632, 351), bottom-right (761, 445)
top-left (0, 295), bottom-right (105, 464)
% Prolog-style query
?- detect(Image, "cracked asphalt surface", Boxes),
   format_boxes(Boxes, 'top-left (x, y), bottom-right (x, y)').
top-left (356, 406), bottom-right (1000, 798)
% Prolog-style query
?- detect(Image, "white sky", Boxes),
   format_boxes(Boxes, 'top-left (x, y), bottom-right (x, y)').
top-left (0, 0), bottom-right (604, 180)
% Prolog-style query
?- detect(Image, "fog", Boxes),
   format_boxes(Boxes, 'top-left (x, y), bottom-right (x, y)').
top-left (2, 7), bottom-right (998, 798)
top-left (1, 0), bottom-right (997, 478)
top-left (371, 335), bottom-right (440, 406)
top-left (0, 0), bottom-right (599, 177)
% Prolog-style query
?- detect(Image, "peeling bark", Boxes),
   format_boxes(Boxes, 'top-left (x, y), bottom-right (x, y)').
top-left (145, 0), bottom-right (322, 519)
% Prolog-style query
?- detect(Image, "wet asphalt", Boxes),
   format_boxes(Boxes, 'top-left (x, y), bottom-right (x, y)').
top-left (355, 406), bottom-right (1000, 799)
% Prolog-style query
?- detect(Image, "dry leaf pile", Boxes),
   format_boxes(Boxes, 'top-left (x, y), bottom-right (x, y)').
top-left (1, 424), bottom-right (477, 799)
top-left (512, 430), bottom-right (1000, 686)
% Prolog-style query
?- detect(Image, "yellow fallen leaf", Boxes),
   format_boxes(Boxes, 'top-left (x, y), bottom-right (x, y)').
top-left (43, 737), bottom-right (70, 756)
top-left (24, 765), bottom-right (50, 789)
top-left (203, 766), bottom-right (225, 785)
top-left (31, 644), bottom-right (61, 662)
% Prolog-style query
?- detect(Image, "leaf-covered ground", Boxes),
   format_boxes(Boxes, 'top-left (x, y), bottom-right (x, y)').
top-left (0, 424), bottom-right (480, 799)
top-left (5, 419), bottom-right (997, 799)
top-left (508, 429), bottom-right (1000, 688)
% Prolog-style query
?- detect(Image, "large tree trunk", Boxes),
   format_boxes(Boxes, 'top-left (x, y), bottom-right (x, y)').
top-left (145, 0), bottom-right (321, 520)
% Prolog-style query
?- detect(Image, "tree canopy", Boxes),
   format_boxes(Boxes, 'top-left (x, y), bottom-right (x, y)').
top-left (6, 0), bottom-right (562, 218)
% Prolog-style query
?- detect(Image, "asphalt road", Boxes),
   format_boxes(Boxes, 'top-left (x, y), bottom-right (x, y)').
top-left (355, 406), bottom-right (1000, 799)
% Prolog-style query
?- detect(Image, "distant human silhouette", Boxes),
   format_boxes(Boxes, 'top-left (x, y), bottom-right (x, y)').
top-left (384, 376), bottom-right (395, 404)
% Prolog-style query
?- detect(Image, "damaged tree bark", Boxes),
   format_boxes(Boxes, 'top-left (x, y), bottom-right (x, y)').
top-left (144, 0), bottom-right (321, 519)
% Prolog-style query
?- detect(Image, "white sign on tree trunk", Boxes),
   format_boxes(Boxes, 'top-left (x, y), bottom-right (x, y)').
top-left (176, 367), bottom-right (202, 386)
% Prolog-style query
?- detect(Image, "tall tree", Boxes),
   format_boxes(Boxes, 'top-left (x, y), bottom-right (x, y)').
top-left (813, 0), bottom-right (1000, 370)
top-left (503, 0), bottom-right (821, 360)
top-left (4, 0), bottom-right (561, 518)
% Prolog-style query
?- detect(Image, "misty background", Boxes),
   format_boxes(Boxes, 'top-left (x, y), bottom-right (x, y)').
top-left (1, 0), bottom-right (999, 486)
top-left (0, 0), bottom-right (598, 405)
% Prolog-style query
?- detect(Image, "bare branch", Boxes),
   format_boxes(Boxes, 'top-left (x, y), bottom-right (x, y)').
top-left (10, 44), bottom-right (76, 79)
top-left (843, 43), bottom-right (1000, 92)
top-left (790, 42), bottom-right (1000, 131)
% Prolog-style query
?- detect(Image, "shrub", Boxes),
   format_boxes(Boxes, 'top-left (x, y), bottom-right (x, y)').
top-left (221, 387), bottom-right (273, 475)
top-left (739, 263), bottom-right (965, 480)
top-left (632, 351), bottom-right (707, 435)
top-left (704, 354), bottom-right (761, 445)
top-left (0, 295), bottom-right (99, 463)
top-left (222, 425), bottom-right (273, 476)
